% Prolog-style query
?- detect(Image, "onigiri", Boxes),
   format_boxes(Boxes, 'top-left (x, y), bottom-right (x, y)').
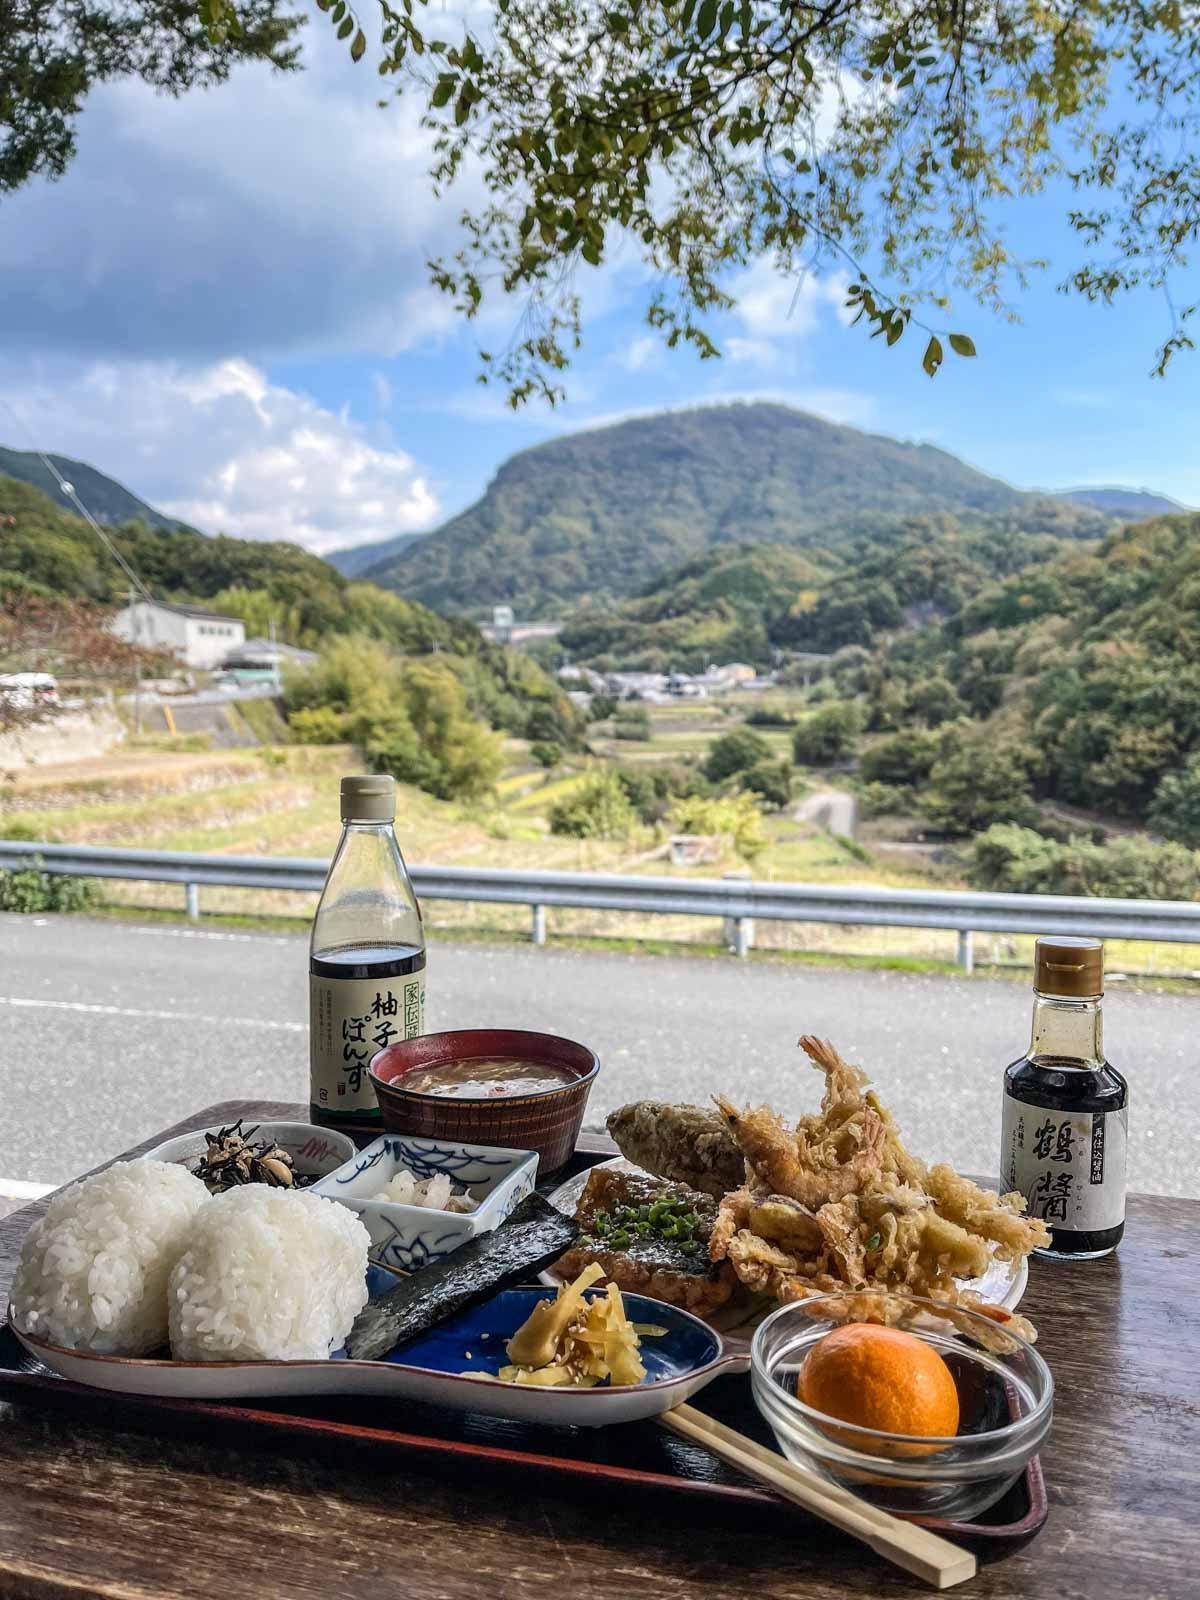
top-left (10, 1160), bottom-right (211, 1354)
top-left (168, 1185), bottom-right (369, 1362)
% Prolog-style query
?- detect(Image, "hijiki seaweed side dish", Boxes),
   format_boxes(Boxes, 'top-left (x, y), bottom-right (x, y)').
top-left (191, 1122), bottom-right (316, 1193)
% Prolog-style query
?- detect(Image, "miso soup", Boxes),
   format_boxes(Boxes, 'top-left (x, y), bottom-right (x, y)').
top-left (404, 1056), bottom-right (574, 1099)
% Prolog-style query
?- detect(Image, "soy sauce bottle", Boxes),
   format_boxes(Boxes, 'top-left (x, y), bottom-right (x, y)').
top-left (1000, 937), bottom-right (1127, 1259)
top-left (309, 775), bottom-right (426, 1135)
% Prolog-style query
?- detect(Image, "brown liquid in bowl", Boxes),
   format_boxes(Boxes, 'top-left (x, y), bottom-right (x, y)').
top-left (403, 1056), bottom-right (575, 1099)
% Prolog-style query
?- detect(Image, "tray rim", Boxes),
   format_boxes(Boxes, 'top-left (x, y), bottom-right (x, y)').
top-left (0, 1351), bottom-right (1048, 1540)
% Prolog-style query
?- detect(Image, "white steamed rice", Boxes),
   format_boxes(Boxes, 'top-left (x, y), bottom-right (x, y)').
top-left (168, 1185), bottom-right (369, 1362)
top-left (10, 1160), bottom-right (211, 1354)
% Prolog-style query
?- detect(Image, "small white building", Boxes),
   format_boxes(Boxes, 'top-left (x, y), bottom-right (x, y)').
top-left (111, 600), bottom-right (246, 670)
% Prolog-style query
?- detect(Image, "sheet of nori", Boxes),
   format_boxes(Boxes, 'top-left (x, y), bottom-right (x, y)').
top-left (345, 1192), bottom-right (581, 1362)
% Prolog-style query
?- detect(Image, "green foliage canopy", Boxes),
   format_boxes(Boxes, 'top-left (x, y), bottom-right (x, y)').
top-left (198, 0), bottom-right (1200, 403)
top-left (3, 0), bottom-right (302, 196)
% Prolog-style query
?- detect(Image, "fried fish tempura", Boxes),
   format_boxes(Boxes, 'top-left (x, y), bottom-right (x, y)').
top-left (606, 1102), bottom-right (746, 1198)
top-left (709, 1035), bottom-right (1050, 1340)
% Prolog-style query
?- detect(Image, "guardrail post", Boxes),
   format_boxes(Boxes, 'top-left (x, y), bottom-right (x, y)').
top-left (733, 917), bottom-right (754, 959)
top-left (957, 929), bottom-right (974, 974)
top-left (531, 904), bottom-right (546, 946)
top-left (185, 882), bottom-right (200, 921)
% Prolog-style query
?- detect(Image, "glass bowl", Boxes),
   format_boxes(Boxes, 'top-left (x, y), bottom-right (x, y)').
top-left (751, 1291), bottom-right (1053, 1521)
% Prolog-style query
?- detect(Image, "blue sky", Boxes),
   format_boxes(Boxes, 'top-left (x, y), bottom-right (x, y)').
top-left (0, 22), bottom-right (1196, 556)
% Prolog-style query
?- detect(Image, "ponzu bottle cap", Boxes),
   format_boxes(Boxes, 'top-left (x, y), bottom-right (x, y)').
top-left (1034, 935), bottom-right (1104, 999)
top-left (340, 774), bottom-right (395, 823)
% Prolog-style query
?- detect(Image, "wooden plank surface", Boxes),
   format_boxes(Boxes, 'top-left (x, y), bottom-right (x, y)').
top-left (1, 1100), bottom-right (1197, 1600)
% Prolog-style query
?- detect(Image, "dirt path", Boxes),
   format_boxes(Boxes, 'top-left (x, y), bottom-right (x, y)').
top-left (794, 786), bottom-right (858, 836)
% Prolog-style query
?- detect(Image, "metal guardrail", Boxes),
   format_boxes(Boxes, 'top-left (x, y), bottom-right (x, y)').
top-left (4, 839), bottom-right (1200, 968)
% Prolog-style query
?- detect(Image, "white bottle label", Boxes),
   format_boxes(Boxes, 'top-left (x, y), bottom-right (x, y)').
top-left (310, 968), bottom-right (426, 1119)
top-left (1001, 1096), bottom-right (1127, 1233)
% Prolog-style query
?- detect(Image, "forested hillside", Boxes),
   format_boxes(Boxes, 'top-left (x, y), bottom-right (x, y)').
top-left (366, 403), bottom-right (1113, 615)
top-left (844, 513), bottom-right (1200, 839)
top-left (0, 475), bottom-right (582, 798)
top-left (560, 516), bottom-right (1086, 670)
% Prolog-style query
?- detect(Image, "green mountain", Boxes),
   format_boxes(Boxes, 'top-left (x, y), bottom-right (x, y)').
top-left (1060, 486), bottom-right (1185, 520)
top-left (364, 403), bottom-right (1113, 615)
top-left (327, 532), bottom-right (427, 577)
top-left (0, 445), bottom-right (188, 533)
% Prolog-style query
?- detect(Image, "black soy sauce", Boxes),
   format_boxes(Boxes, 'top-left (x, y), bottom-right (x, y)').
top-left (1002, 1054), bottom-right (1128, 1259)
top-left (310, 944), bottom-right (428, 981)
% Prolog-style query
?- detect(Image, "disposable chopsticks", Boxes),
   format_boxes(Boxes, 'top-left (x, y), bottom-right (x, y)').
top-left (657, 1404), bottom-right (977, 1590)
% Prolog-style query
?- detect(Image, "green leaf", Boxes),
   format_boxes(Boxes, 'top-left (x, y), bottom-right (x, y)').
top-left (696, 0), bottom-right (718, 38)
top-left (350, 28), bottom-right (366, 61)
top-left (948, 332), bottom-right (977, 358)
top-left (922, 334), bottom-right (944, 376)
top-left (337, 15), bottom-right (354, 39)
top-left (331, 1), bottom-right (344, 19)
top-left (431, 77), bottom-right (455, 108)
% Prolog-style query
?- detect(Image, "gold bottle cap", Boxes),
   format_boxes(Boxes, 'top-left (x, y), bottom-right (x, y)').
top-left (1034, 936), bottom-right (1104, 999)
top-left (340, 774), bottom-right (395, 823)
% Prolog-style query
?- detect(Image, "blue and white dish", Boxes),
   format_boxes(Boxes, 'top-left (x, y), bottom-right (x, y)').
top-left (10, 1269), bottom-right (747, 1427)
top-left (312, 1135), bottom-right (539, 1272)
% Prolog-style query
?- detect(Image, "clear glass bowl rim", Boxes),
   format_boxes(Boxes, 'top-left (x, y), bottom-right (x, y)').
top-left (750, 1289), bottom-right (1054, 1452)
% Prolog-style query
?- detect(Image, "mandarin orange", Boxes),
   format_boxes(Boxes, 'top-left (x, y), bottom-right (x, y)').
top-left (797, 1323), bottom-right (960, 1446)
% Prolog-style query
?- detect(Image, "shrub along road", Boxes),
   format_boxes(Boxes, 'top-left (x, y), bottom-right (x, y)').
top-left (0, 912), bottom-right (1194, 1198)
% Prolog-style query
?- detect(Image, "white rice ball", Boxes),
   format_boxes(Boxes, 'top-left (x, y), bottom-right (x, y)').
top-left (10, 1160), bottom-right (211, 1354)
top-left (168, 1186), bottom-right (370, 1362)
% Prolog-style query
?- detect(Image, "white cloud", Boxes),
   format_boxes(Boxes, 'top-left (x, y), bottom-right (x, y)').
top-left (725, 336), bottom-right (780, 368)
top-left (729, 258), bottom-right (854, 343)
top-left (372, 373), bottom-right (394, 413)
top-left (619, 335), bottom-right (660, 372)
top-left (0, 358), bottom-right (439, 552)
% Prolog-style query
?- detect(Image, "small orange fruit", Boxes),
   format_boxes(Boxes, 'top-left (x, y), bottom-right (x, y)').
top-left (797, 1324), bottom-right (960, 1454)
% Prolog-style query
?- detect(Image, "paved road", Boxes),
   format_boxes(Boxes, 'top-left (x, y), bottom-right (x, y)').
top-left (1, 913), bottom-right (1196, 1196)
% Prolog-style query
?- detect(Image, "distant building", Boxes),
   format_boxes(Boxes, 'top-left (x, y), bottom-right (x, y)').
top-left (222, 637), bottom-right (317, 684)
top-left (478, 607), bottom-right (564, 647)
top-left (111, 600), bottom-right (246, 670)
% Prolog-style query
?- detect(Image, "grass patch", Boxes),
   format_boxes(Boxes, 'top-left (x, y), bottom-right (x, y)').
top-left (238, 697), bottom-right (292, 744)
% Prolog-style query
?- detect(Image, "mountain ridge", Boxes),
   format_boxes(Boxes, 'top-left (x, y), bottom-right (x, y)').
top-left (358, 402), bottom-right (1116, 615)
top-left (0, 445), bottom-right (192, 534)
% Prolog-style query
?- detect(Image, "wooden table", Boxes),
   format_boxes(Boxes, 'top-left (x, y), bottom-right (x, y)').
top-left (1, 1100), bottom-right (1196, 1600)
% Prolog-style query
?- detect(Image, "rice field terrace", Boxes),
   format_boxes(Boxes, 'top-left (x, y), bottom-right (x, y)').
top-left (3, 700), bottom-right (1199, 981)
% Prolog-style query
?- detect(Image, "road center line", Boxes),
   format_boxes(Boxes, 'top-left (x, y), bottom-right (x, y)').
top-left (0, 996), bottom-right (306, 1032)
top-left (0, 1178), bottom-right (55, 1200)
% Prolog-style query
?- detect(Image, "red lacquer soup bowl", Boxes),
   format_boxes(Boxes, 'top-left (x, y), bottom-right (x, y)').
top-left (369, 1028), bottom-right (600, 1176)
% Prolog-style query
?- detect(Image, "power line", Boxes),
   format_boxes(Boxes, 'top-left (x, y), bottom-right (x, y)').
top-left (0, 395), bottom-right (153, 603)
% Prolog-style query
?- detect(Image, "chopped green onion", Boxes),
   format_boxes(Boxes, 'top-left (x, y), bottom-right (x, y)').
top-left (866, 1231), bottom-right (881, 1251)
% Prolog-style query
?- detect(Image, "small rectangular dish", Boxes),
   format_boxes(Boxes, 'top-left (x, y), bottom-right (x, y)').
top-left (313, 1134), bottom-right (538, 1272)
top-left (144, 1121), bottom-right (356, 1185)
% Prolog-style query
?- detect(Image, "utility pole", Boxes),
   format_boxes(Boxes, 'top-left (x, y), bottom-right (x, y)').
top-left (129, 588), bottom-right (142, 735)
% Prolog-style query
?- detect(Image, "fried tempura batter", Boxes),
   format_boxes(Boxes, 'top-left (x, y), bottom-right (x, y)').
top-left (709, 1035), bottom-right (1050, 1340)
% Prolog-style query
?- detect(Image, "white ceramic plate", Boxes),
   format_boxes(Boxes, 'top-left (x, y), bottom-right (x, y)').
top-left (544, 1158), bottom-right (1029, 1314)
top-left (8, 1273), bottom-right (746, 1429)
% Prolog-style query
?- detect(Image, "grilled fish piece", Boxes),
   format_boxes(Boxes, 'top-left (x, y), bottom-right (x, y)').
top-left (606, 1102), bottom-right (746, 1199)
top-left (555, 1166), bottom-right (735, 1317)
top-left (346, 1192), bottom-right (579, 1362)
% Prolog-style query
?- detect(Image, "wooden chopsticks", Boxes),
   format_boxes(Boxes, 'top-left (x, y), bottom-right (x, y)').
top-left (658, 1405), bottom-right (977, 1590)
